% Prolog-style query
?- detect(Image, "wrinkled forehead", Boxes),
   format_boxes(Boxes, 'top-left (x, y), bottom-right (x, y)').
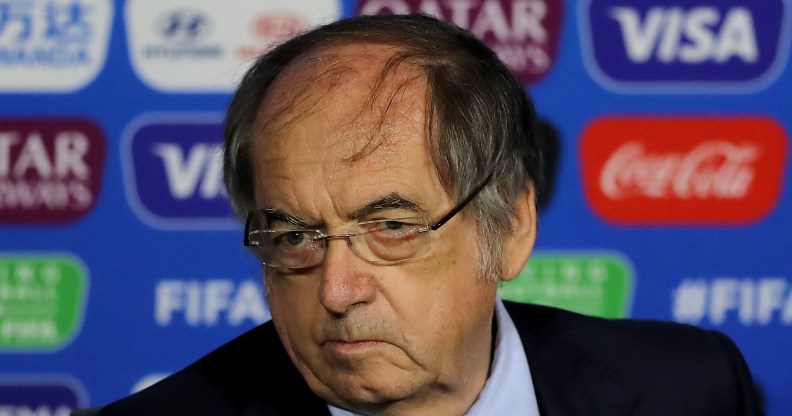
top-left (252, 43), bottom-right (432, 162)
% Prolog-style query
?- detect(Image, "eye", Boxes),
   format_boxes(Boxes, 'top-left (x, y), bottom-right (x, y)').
top-left (361, 218), bottom-right (428, 261)
top-left (285, 232), bottom-right (305, 246)
top-left (273, 231), bottom-right (309, 247)
top-left (364, 219), bottom-right (423, 237)
top-left (384, 221), bottom-right (405, 231)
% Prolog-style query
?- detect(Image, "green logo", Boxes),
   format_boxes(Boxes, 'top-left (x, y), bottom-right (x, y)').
top-left (0, 254), bottom-right (87, 351)
top-left (499, 252), bottom-right (634, 318)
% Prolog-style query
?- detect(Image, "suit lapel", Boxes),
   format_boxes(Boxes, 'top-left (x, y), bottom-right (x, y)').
top-left (240, 325), bottom-right (332, 416)
top-left (241, 302), bottom-right (638, 416)
top-left (241, 394), bottom-right (331, 416)
top-left (505, 302), bottom-right (638, 416)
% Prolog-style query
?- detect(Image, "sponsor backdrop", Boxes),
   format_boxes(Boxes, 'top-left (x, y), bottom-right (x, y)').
top-left (0, 0), bottom-right (789, 414)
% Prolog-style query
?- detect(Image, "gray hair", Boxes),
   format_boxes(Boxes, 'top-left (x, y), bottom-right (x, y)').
top-left (224, 14), bottom-right (543, 281)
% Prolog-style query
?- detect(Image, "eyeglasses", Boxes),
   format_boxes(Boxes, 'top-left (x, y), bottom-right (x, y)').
top-left (243, 172), bottom-right (493, 269)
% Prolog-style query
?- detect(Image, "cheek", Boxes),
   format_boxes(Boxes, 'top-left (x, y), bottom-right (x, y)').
top-left (266, 275), bottom-right (322, 356)
top-left (387, 237), bottom-right (488, 353)
top-left (414, 228), bottom-right (483, 301)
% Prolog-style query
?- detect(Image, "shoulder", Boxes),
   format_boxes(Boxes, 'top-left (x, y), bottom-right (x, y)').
top-left (95, 322), bottom-right (327, 416)
top-left (505, 300), bottom-right (736, 357)
top-left (504, 301), bottom-right (762, 415)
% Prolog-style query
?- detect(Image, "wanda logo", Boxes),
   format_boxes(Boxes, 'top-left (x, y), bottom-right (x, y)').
top-left (580, 117), bottom-right (787, 225)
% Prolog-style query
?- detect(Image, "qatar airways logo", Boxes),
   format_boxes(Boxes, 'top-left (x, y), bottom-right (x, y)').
top-left (600, 141), bottom-right (758, 200)
top-left (0, 119), bottom-right (106, 224)
top-left (357, 0), bottom-right (564, 85)
top-left (580, 117), bottom-right (787, 225)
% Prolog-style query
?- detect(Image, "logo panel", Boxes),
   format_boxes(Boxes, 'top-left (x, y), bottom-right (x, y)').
top-left (153, 9), bottom-right (214, 44)
top-left (235, 11), bottom-right (312, 61)
top-left (0, 119), bottom-right (106, 224)
top-left (0, 0), bottom-right (113, 92)
top-left (0, 254), bottom-right (88, 351)
top-left (580, 0), bottom-right (790, 91)
top-left (672, 276), bottom-right (792, 326)
top-left (580, 116), bottom-right (787, 225)
top-left (0, 377), bottom-right (86, 411)
top-left (499, 252), bottom-right (634, 318)
top-left (357, 0), bottom-right (564, 85)
top-left (125, 0), bottom-right (341, 92)
top-left (155, 279), bottom-right (269, 327)
top-left (122, 114), bottom-right (235, 228)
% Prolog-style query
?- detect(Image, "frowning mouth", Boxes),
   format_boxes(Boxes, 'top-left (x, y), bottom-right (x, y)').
top-left (323, 340), bottom-right (386, 354)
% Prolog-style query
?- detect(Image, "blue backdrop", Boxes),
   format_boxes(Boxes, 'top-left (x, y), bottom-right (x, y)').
top-left (1, 0), bottom-right (789, 414)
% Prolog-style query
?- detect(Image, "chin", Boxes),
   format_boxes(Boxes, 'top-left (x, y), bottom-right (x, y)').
top-left (310, 368), bottom-right (426, 411)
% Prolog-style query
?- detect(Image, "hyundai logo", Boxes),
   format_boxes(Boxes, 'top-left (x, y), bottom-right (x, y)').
top-left (154, 9), bottom-right (212, 43)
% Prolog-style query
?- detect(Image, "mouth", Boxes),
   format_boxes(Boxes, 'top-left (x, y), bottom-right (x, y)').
top-left (323, 339), bottom-right (386, 354)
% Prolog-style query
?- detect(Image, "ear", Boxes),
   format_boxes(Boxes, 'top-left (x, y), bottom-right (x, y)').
top-left (501, 186), bottom-right (537, 282)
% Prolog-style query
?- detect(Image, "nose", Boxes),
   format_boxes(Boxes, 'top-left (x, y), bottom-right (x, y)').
top-left (317, 237), bottom-right (377, 315)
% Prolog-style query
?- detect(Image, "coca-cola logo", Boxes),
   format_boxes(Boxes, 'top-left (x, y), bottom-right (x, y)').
top-left (580, 116), bottom-right (787, 225)
top-left (601, 141), bottom-right (758, 200)
top-left (357, 0), bottom-right (564, 85)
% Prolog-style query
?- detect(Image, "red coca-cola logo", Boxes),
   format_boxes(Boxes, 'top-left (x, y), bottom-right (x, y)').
top-left (580, 116), bottom-right (787, 225)
top-left (0, 119), bottom-right (107, 224)
top-left (357, 0), bottom-right (564, 85)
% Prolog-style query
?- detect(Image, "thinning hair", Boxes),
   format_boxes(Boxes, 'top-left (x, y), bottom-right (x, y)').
top-left (224, 14), bottom-right (543, 280)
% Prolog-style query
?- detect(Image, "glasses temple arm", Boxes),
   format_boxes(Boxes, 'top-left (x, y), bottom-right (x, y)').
top-left (243, 213), bottom-right (254, 246)
top-left (429, 171), bottom-right (494, 231)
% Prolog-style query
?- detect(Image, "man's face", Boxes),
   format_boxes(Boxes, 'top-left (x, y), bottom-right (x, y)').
top-left (250, 44), bottom-right (499, 414)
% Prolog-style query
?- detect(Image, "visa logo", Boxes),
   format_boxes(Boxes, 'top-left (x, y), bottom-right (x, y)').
top-left (611, 7), bottom-right (756, 64)
top-left (152, 143), bottom-right (224, 200)
top-left (581, 0), bottom-right (790, 91)
top-left (122, 115), bottom-right (235, 229)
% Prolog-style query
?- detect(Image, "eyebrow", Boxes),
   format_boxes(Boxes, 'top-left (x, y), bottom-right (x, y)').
top-left (259, 193), bottom-right (429, 230)
top-left (261, 209), bottom-right (320, 229)
top-left (348, 193), bottom-right (429, 219)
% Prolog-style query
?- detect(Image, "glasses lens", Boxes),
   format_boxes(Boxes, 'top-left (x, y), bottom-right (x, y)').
top-left (249, 229), bottom-right (324, 268)
top-left (357, 218), bottom-right (430, 262)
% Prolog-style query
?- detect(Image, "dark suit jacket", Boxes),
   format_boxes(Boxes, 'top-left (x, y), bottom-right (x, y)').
top-left (91, 302), bottom-right (762, 415)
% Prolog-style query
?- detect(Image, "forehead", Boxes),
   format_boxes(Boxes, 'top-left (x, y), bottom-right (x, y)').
top-left (249, 43), bottom-right (448, 215)
top-left (253, 43), bottom-right (430, 163)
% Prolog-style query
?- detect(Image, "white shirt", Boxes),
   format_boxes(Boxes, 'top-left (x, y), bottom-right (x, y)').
top-left (328, 298), bottom-right (540, 416)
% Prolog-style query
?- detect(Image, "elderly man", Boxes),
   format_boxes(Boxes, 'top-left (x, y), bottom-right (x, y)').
top-left (89, 14), bottom-right (760, 416)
